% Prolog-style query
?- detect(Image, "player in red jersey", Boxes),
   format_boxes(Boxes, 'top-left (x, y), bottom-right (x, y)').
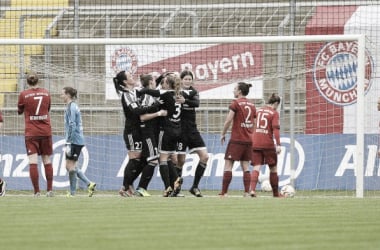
top-left (250, 93), bottom-right (282, 197)
top-left (220, 82), bottom-right (256, 197)
top-left (17, 73), bottom-right (54, 197)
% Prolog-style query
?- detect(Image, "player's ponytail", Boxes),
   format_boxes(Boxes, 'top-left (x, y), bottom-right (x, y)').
top-left (113, 71), bottom-right (127, 95)
top-left (166, 74), bottom-right (181, 96)
top-left (237, 82), bottom-right (252, 96)
top-left (63, 86), bottom-right (78, 99)
top-left (268, 93), bottom-right (281, 104)
top-left (27, 72), bottom-right (39, 86)
top-left (174, 76), bottom-right (181, 97)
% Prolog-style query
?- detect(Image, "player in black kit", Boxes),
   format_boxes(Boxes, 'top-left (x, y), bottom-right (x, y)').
top-left (113, 70), bottom-right (162, 197)
top-left (175, 70), bottom-right (209, 197)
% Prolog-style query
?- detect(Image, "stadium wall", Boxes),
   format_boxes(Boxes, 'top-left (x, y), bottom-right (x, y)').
top-left (1, 134), bottom-right (379, 191)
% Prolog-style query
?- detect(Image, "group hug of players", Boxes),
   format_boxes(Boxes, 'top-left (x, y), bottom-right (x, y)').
top-left (112, 69), bottom-right (283, 198)
top-left (113, 70), bottom-right (209, 197)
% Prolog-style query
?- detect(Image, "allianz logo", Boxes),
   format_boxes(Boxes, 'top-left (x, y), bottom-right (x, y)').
top-left (116, 137), bottom-right (305, 187)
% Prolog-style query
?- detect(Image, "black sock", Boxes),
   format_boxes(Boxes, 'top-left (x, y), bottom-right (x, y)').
top-left (192, 162), bottom-right (206, 188)
top-left (168, 160), bottom-right (179, 187)
top-left (131, 159), bottom-right (144, 183)
top-left (138, 161), bottom-right (157, 190)
top-left (159, 162), bottom-right (170, 189)
top-left (123, 158), bottom-right (140, 187)
top-left (122, 163), bottom-right (132, 188)
top-left (175, 166), bottom-right (182, 177)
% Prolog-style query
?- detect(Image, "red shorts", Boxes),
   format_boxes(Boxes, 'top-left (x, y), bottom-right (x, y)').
top-left (251, 148), bottom-right (277, 167)
top-left (25, 136), bottom-right (53, 156)
top-left (224, 141), bottom-right (252, 161)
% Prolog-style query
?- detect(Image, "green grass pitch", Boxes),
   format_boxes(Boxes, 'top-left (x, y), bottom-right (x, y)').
top-left (1, 192), bottom-right (380, 250)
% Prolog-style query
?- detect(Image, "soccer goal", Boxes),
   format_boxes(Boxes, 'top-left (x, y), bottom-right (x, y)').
top-left (0, 35), bottom-right (375, 198)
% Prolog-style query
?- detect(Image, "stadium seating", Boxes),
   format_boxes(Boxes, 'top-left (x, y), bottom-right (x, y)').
top-left (0, 0), bottom-right (68, 103)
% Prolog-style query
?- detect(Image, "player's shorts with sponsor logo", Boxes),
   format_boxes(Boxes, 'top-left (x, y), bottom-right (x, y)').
top-left (224, 140), bottom-right (252, 161)
top-left (123, 128), bottom-right (142, 152)
top-left (25, 136), bottom-right (53, 156)
top-left (141, 127), bottom-right (159, 162)
top-left (66, 144), bottom-right (84, 161)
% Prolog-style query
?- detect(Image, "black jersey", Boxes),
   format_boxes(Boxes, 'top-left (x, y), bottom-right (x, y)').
top-left (160, 90), bottom-right (182, 137)
top-left (121, 88), bottom-right (140, 132)
top-left (121, 88), bottom-right (159, 132)
top-left (181, 86), bottom-right (199, 128)
top-left (139, 92), bottom-right (160, 130)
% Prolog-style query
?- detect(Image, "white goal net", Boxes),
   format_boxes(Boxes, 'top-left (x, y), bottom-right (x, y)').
top-left (0, 35), bottom-right (376, 198)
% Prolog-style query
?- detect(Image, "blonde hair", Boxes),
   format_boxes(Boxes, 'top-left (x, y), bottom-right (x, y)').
top-left (166, 74), bottom-right (181, 96)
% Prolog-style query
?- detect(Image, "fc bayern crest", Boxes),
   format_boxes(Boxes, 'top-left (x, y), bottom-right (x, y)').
top-left (313, 41), bottom-right (374, 106)
top-left (111, 47), bottom-right (138, 74)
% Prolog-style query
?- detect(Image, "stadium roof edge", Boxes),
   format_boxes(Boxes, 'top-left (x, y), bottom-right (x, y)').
top-left (0, 1), bottom-right (377, 12)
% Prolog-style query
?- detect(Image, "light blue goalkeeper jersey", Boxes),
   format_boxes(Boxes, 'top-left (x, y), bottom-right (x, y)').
top-left (64, 101), bottom-right (85, 145)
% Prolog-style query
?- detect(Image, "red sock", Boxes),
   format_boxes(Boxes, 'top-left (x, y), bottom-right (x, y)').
top-left (29, 164), bottom-right (40, 193)
top-left (221, 171), bottom-right (232, 195)
top-left (243, 171), bottom-right (251, 193)
top-left (44, 163), bottom-right (53, 191)
top-left (250, 170), bottom-right (259, 192)
top-left (270, 172), bottom-right (279, 197)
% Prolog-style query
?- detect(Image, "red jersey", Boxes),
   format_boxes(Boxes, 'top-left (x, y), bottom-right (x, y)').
top-left (229, 97), bottom-right (255, 143)
top-left (252, 106), bottom-right (280, 149)
top-left (18, 87), bottom-right (52, 137)
top-left (0, 111), bottom-right (3, 123)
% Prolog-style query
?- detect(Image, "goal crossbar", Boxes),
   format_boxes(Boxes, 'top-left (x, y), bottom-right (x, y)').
top-left (0, 34), bottom-right (365, 45)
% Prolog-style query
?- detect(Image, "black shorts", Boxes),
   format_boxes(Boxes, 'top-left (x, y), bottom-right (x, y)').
top-left (141, 128), bottom-right (159, 161)
top-left (66, 144), bottom-right (84, 161)
top-left (123, 128), bottom-right (142, 153)
top-left (158, 129), bottom-right (179, 154)
top-left (177, 127), bottom-right (206, 154)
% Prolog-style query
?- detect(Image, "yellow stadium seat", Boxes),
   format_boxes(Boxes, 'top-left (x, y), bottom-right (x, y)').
top-left (0, 20), bottom-right (19, 38)
top-left (25, 19), bottom-right (58, 38)
top-left (0, 78), bottom-right (18, 92)
top-left (11, 0), bottom-right (69, 7)
top-left (0, 63), bottom-right (20, 74)
top-left (0, 56), bottom-right (31, 74)
top-left (0, 0), bottom-right (69, 99)
top-left (0, 73), bottom-right (19, 79)
top-left (0, 45), bottom-right (44, 55)
top-left (0, 18), bottom-right (57, 38)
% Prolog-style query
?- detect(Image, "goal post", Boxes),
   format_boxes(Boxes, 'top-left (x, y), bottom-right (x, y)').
top-left (0, 35), bottom-right (371, 197)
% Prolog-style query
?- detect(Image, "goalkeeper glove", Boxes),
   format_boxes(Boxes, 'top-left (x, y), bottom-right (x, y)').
top-left (65, 143), bottom-right (72, 157)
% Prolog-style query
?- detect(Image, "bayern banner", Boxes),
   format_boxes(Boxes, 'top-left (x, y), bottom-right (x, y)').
top-left (306, 5), bottom-right (379, 134)
top-left (1, 134), bottom-right (379, 191)
top-left (104, 43), bottom-right (264, 100)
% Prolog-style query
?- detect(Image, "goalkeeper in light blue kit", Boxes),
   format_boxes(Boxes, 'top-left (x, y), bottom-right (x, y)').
top-left (61, 86), bottom-right (96, 197)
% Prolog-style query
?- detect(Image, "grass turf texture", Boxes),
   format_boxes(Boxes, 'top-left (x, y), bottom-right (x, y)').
top-left (1, 192), bottom-right (379, 250)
